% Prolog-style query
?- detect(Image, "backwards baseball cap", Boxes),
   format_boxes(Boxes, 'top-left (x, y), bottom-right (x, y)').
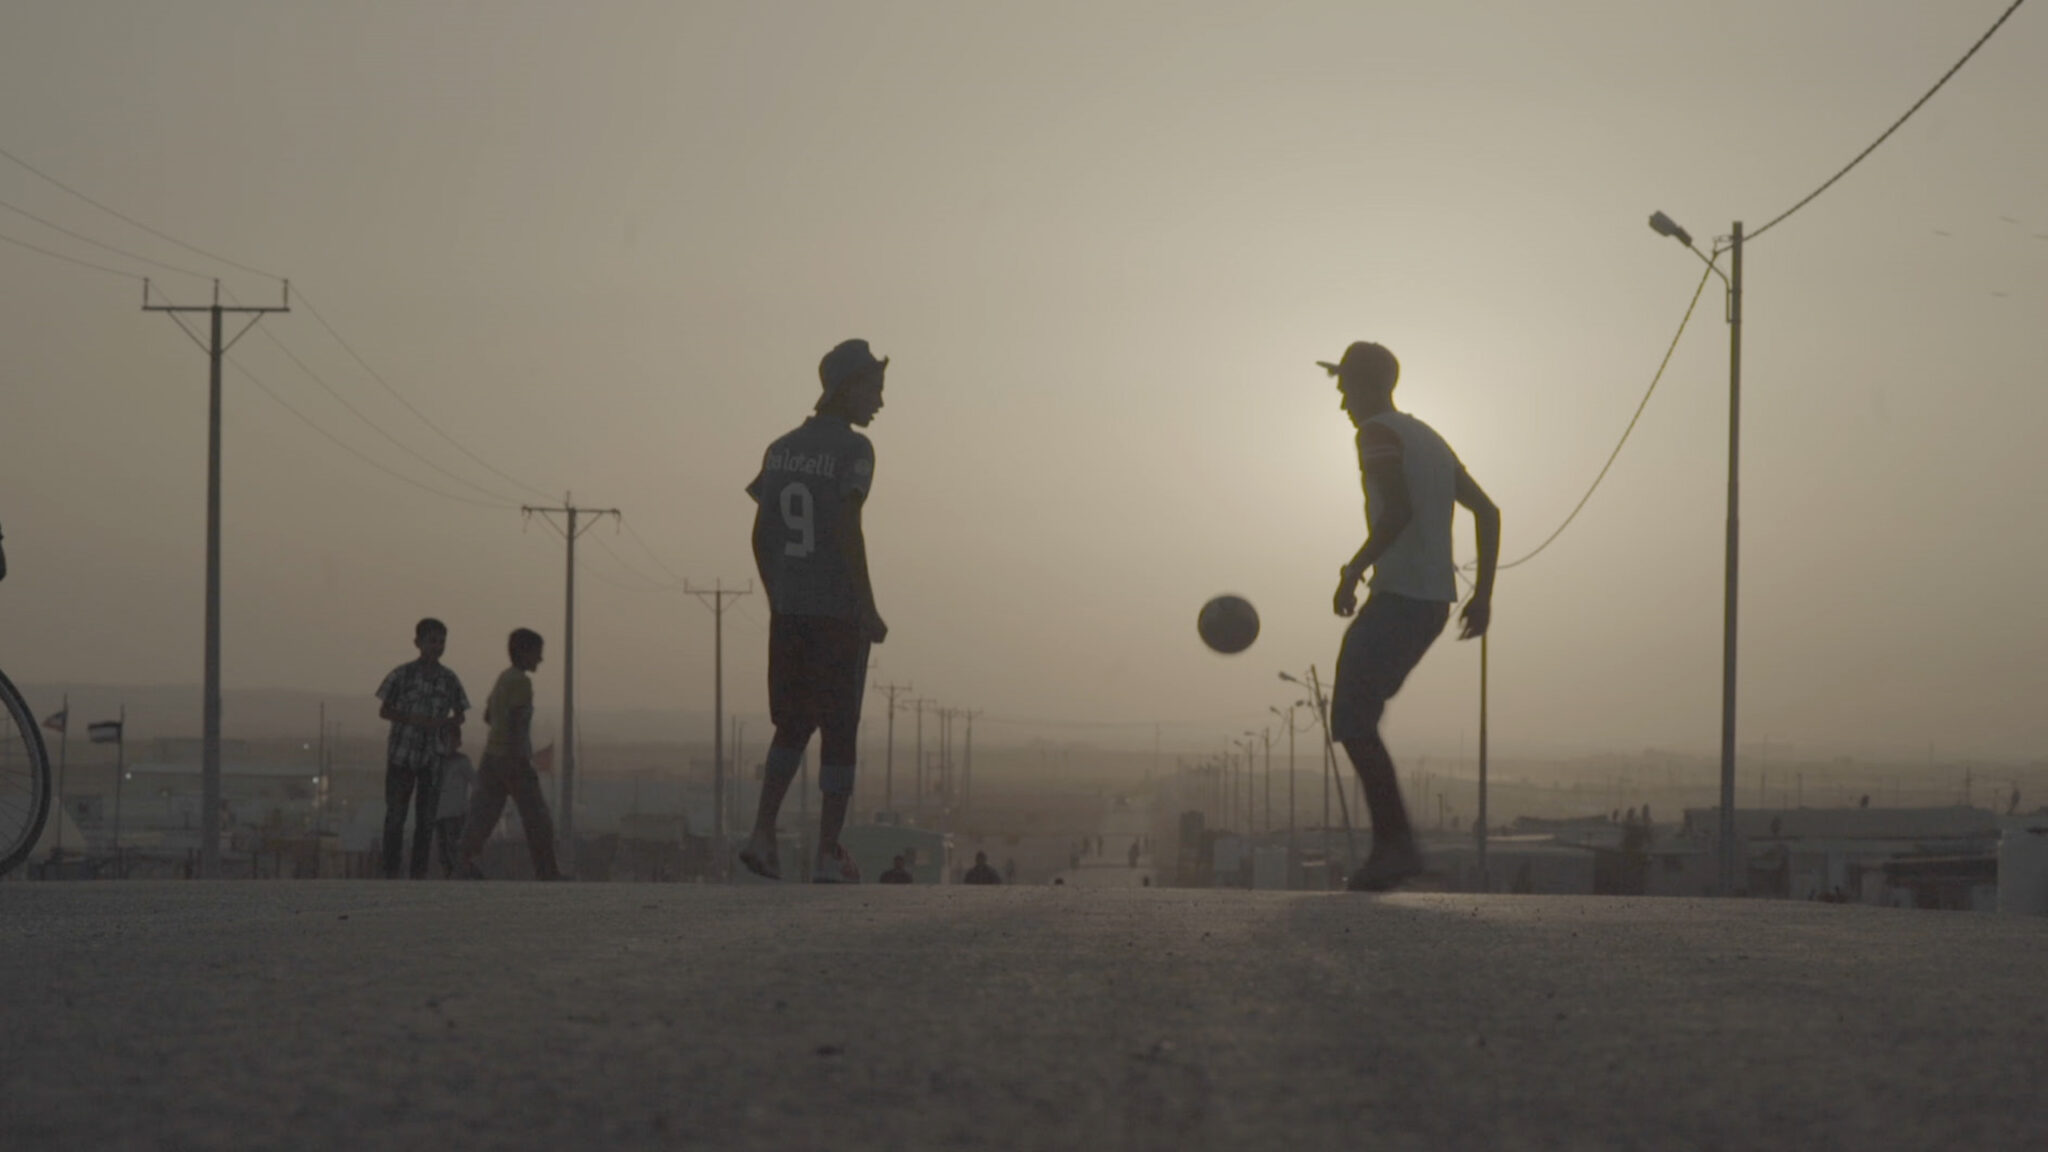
top-left (819, 339), bottom-right (889, 392)
top-left (1316, 341), bottom-right (1400, 389)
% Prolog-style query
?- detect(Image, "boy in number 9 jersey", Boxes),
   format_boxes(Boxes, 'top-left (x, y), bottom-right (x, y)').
top-left (739, 339), bottom-right (889, 883)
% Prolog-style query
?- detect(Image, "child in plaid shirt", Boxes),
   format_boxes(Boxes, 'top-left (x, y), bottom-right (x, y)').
top-left (376, 617), bottom-right (469, 879)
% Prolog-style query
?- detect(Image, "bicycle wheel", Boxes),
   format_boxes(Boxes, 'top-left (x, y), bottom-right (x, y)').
top-left (0, 668), bottom-right (53, 876)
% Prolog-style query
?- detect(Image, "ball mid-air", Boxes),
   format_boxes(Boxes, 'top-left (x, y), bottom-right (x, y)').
top-left (1197, 594), bottom-right (1260, 655)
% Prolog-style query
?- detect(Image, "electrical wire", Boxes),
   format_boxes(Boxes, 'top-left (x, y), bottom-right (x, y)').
top-left (224, 357), bottom-right (519, 509)
top-left (220, 286), bottom-right (522, 504)
top-left (1466, 261), bottom-right (1717, 577)
top-left (0, 142), bottom-right (556, 507)
top-left (0, 227), bottom-right (147, 281)
top-left (0, 195), bottom-right (213, 282)
top-left (619, 517), bottom-right (688, 585)
top-left (0, 142), bottom-right (284, 282)
top-left (294, 289), bottom-right (562, 503)
top-left (1748, 0), bottom-right (2030, 243)
top-left (585, 533), bottom-right (678, 592)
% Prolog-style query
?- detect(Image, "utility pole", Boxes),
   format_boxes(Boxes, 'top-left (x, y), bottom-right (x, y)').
top-left (909, 697), bottom-right (932, 815)
top-left (144, 278), bottom-right (289, 879)
top-left (687, 579), bottom-right (752, 871)
top-left (522, 495), bottom-right (620, 870)
top-left (961, 709), bottom-right (981, 819)
top-left (1262, 728), bottom-right (1272, 835)
top-left (872, 682), bottom-right (912, 814)
top-left (1478, 633), bottom-right (1490, 890)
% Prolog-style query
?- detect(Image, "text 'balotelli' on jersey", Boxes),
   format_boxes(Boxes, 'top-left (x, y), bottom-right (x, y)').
top-left (747, 415), bottom-right (875, 621)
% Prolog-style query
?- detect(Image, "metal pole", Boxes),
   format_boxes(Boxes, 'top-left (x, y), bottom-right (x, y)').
top-left (712, 579), bottom-right (725, 862)
top-left (114, 704), bottom-right (126, 877)
top-left (913, 699), bottom-right (926, 814)
top-left (1263, 729), bottom-right (1271, 835)
top-left (1477, 632), bottom-right (1490, 890)
top-left (1286, 708), bottom-right (1296, 885)
top-left (561, 503), bottom-right (578, 864)
top-left (1719, 221), bottom-right (1744, 896)
top-left (885, 692), bottom-right (896, 811)
top-left (202, 299), bottom-right (223, 879)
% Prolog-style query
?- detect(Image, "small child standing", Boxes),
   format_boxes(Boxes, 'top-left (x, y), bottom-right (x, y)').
top-left (432, 748), bottom-right (474, 878)
top-left (455, 628), bottom-right (561, 880)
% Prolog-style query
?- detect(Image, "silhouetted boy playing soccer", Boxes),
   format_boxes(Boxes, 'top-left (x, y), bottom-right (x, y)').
top-left (738, 339), bottom-right (889, 883)
top-left (1320, 342), bottom-right (1500, 891)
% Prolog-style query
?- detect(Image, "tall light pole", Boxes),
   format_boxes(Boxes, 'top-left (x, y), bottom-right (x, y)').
top-left (1649, 210), bottom-right (1742, 896)
top-left (1271, 704), bottom-right (1302, 886)
top-left (1236, 734), bottom-right (1257, 839)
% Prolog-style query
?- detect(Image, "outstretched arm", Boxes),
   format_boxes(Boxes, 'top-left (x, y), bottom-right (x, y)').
top-left (1454, 467), bottom-right (1500, 639)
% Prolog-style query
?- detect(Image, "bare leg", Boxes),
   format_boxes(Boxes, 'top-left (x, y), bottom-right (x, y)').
top-left (1343, 735), bottom-right (1423, 890)
top-left (817, 792), bottom-right (851, 863)
top-left (741, 739), bottom-right (807, 879)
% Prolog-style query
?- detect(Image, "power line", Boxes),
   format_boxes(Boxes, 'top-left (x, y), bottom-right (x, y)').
top-left (619, 516), bottom-right (688, 584)
top-left (294, 289), bottom-right (560, 503)
top-left (231, 302), bottom-right (520, 504)
top-left (1471, 261), bottom-right (1717, 575)
top-left (0, 227), bottom-right (147, 281)
top-left (588, 531), bottom-right (676, 590)
top-left (1748, 0), bottom-right (2030, 242)
top-left (0, 141), bottom-right (554, 503)
top-left (224, 356), bottom-right (518, 509)
top-left (0, 142), bottom-right (284, 281)
top-left (0, 195), bottom-right (213, 282)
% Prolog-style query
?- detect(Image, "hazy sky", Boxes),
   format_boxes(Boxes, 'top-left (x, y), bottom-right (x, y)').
top-left (2, 1), bottom-right (2044, 761)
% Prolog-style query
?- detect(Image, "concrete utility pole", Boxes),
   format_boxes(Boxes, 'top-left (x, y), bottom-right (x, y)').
top-left (521, 495), bottom-right (620, 869)
top-left (908, 697), bottom-right (932, 814)
top-left (960, 709), bottom-right (981, 818)
top-left (872, 682), bottom-right (912, 813)
top-left (144, 278), bottom-right (288, 880)
top-left (687, 579), bottom-right (751, 870)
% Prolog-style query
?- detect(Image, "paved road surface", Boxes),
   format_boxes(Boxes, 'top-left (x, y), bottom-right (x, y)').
top-left (4, 883), bottom-right (2044, 1150)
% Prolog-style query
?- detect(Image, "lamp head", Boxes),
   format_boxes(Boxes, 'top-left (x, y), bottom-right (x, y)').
top-left (1649, 211), bottom-right (1694, 248)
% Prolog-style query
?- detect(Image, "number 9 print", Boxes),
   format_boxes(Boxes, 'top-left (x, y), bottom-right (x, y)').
top-left (780, 482), bottom-right (815, 557)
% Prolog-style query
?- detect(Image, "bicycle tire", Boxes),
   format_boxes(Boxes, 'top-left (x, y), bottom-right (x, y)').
top-left (0, 667), bottom-right (53, 876)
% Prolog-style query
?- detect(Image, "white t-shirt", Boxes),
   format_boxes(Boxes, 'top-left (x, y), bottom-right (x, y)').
top-left (1360, 410), bottom-right (1462, 603)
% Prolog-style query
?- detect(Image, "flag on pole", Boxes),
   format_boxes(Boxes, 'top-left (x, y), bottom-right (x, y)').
top-left (42, 708), bottom-right (67, 733)
top-left (533, 743), bottom-right (555, 775)
top-left (88, 720), bottom-right (123, 744)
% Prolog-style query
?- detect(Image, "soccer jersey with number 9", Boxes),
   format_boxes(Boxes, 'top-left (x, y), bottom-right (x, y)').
top-left (746, 414), bottom-right (876, 621)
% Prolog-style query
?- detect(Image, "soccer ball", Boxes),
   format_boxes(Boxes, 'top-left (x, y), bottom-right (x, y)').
top-left (1197, 594), bottom-right (1260, 654)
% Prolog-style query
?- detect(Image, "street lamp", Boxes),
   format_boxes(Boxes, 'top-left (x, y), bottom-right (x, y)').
top-left (1280, 668), bottom-right (1358, 874)
top-left (1234, 734), bottom-right (1257, 839)
top-left (1648, 209), bottom-right (1743, 897)
top-left (1270, 704), bottom-right (1305, 887)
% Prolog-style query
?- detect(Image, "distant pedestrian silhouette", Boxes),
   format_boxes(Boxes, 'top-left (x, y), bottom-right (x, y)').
top-left (963, 851), bottom-right (1001, 885)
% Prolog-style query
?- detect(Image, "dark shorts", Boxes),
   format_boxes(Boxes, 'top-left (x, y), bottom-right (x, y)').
top-left (1329, 593), bottom-right (1450, 744)
top-left (768, 614), bottom-right (871, 738)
